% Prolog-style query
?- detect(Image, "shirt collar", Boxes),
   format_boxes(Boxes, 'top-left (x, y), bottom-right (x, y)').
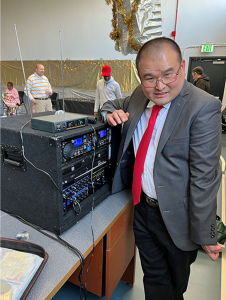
top-left (34, 72), bottom-right (43, 78)
top-left (147, 100), bottom-right (171, 110)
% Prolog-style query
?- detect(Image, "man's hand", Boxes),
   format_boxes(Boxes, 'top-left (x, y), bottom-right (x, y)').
top-left (201, 243), bottom-right (222, 261)
top-left (31, 98), bottom-right (37, 104)
top-left (94, 112), bottom-right (98, 116)
top-left (45, 89), bottom-right (51, 96)
top-left (106, 110), bottom-right (129, 126)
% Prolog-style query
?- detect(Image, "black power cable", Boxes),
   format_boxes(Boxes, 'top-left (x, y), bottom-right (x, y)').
top-left (20, 120), bottom-right (67, 201)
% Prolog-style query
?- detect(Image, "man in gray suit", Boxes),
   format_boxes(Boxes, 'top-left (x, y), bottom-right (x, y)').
top-left (101, 37), bottom-right (222, 300)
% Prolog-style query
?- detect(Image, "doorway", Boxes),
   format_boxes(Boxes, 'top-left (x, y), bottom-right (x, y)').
top-left (187, 57), bottom-right (226, 101)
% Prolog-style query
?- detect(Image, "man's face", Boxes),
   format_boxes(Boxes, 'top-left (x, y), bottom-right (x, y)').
top-left (192, 72), bottom-right (198, 81)
top-left (103, 75), bottom-right (111, 82)
top-left (36, 65), bottom-right (45, 76)
top-left (138, 47), bottom-right (186, 106)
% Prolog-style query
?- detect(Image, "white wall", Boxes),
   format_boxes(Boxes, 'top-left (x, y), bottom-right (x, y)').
top-left (1, 0), bottom-right (226, 66)
top-left (1, 0), bottom-right (137, 60)
top-left (165, 0), bottom-right (226, 74)
top-left (162, 0), bottom-right (226, 48)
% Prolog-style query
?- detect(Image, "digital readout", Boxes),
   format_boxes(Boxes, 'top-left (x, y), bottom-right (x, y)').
top-left (74, 137), bottom-right (83, 147)
top-left (100, 130), bottom-right (106, 138)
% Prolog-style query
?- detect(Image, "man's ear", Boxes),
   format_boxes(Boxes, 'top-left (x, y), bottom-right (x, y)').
top-left (181, 59), bottom-right (186, 77)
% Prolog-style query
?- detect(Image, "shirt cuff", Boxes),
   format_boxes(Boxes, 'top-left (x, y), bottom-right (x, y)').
top-left (100, 111), bottom-right (107, 122)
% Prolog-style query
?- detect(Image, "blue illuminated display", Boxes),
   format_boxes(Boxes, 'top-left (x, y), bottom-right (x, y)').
top-left (100, 130), bottom-right (106, 138)
top-left (74, 137), bottom-right (83, 147)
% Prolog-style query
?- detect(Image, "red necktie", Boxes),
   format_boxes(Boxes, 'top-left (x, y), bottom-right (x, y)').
top-left (132, 105), bottom-right (163, 205)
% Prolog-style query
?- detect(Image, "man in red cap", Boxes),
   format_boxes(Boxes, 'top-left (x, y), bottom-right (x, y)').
top-left (94, 65), bottom-right (122, 116)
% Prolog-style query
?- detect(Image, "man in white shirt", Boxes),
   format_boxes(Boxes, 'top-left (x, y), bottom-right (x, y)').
top-left (25, 64), bottom-right (52, 113)
top-left (94, 65), bottom-right (122, 116)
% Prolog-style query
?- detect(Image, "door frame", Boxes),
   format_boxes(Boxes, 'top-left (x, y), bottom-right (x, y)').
top-left (187, 56), bottom-right (226, 80)
top-left (187, 56), bottom-right (226, 100)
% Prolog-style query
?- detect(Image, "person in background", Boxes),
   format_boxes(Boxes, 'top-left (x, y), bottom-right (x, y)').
top-left (25, 64), bottom-right (52, 113)
top-left (101, 37), bottom-right (222, 300)
top-left (94, 65), bottom-right (122, 116)
top-left (4, 82), bottom-right (20, 116)
top-left (192, 66), bottom-right (210, 93)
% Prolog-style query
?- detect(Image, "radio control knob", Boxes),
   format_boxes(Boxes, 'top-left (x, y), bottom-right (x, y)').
top-left (62, 143), bottom-right (74, 158)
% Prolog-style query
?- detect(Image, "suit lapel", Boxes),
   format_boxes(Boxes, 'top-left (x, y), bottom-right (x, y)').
top-left (155, 81), bottom-right (189, 159)
top-left (118, 80), bottom-right (190, 160)
top-left (122, 91), bottom-right (149, 153)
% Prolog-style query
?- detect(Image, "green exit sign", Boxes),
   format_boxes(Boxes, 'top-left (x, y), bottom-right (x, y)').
top-left (201, 44), bottom-right (214, 52)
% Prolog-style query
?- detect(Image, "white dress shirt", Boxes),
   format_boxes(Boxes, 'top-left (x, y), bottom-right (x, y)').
top-left (132, 101), bottom-right (171, 199)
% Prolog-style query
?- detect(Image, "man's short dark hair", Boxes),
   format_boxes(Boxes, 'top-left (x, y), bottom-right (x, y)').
top-left (192, 66), bottom-right (203, 75)
top-left (136, 37), bottom-right (182, 72)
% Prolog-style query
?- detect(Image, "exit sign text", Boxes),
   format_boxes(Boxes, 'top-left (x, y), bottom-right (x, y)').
top-left (201, 44), bottom-right (214, 52)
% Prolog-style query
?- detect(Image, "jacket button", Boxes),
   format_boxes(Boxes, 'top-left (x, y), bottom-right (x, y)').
top-left (211, 235), bottom-right (215, 238)
top-left (211, 224), bottom-right (215, 228)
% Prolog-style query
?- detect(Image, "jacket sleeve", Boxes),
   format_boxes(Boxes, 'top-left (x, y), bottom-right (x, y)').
top-left (101, 96), bottom-right (129, 112)
top-left (189, 98), bottom-right (222, 245)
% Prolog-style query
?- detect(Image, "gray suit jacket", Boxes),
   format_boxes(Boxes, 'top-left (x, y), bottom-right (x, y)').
top-left (102, 80), bottom-right (222, 251)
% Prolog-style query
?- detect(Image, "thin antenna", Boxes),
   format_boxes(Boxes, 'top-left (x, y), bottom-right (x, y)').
top-left (59, 30), bottom-right (65, 114)
top-left (0, 81), bottom-right (3, 116)
top-left (14, 24), bottom-right (32, 117)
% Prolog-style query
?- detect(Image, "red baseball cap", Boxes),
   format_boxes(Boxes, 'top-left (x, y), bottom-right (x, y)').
top-left (102, 65), bottom-right (111, 76)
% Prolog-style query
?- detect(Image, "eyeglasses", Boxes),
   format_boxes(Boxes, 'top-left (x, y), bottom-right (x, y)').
top-left (141, 66), bottom-right (181, 88)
